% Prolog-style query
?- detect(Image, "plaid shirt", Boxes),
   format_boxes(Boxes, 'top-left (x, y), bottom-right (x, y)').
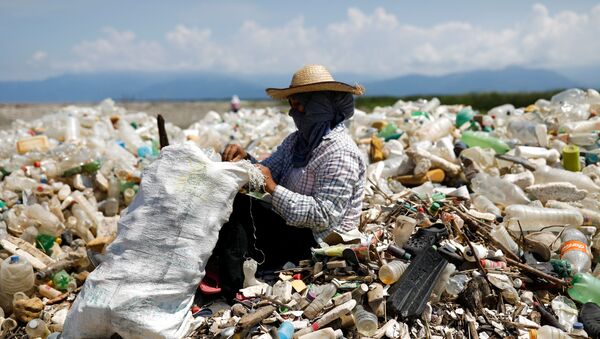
top-left (260, 124), bottom-right (366, 242)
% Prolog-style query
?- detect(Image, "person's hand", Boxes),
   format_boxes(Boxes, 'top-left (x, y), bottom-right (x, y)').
top-left (255, 164), bottom-right (277, 194)
top-left (222, 144), bottom-right (247, 162)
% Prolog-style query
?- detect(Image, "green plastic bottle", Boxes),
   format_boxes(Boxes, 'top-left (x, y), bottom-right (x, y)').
top-left (52, 270), bottom-right (75, 291)
top-left (35, 234), bottom-right (55, 255)
top-left (460, 131), bottom-right (510, 154)
top-left (568, 273), bottom-right (600, 305)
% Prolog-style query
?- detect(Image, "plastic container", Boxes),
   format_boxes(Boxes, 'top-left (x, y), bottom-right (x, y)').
top-left (515, 146), bottom-right (560, 163)
top-left (568, 273), bottom-right (600, 305)
top-left (529, 325), bottom-right (573, 339)
top-left (298, 328), bottom-right (342, 339)
top-left (24, 204), bottom-right (65, 237)
top-left (562, 145), bottom-right (581, 172)
top-left (303, 284), bottom-right (337, 319)
top-left (26, 318), bottom-right (50, 339)
top-left (505, 205), bottom-right (583, 231)
top-left (52, 270), bottom-right (77, 292)
top-left (490, 224), bottom-right (521, 256)
top-left (461, 131), bottom-right (510, 154)
top-left (393, 215), bottom-right (417, 247)
top-left (534, 165), bottom-right (600, 192)
top-left (0, 255), bottom-right (34, 313)
top-left (414, 117), bottom-right (453, 142)
top-left (472, 195), bottom-right (502, 221)
top-left (560, 228), bottom-right (591, 274)
top-left (570, 322), bottom-right (587, 337)
top-left (353, 305), bottom-right (378, 336)
top-left (561, 119), bottom-right (600, 133)
top-left (471, 172), bottom-right (530, 206)
top-left (379, 260), bottom-right (409, 285)
top-left (507, 120), bottom-right (547, 146)
top-left (277, 321), bottom-right (294, 339)
top-left (430, 263), bottom-right (455, 302)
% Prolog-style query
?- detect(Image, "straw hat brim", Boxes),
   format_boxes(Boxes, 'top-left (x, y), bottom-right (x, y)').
top-left (266, 81), bottom-right (364, 100)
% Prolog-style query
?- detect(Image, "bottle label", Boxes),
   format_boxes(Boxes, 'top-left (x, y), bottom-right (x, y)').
top-left (560, 240), bottom-right (588, 257)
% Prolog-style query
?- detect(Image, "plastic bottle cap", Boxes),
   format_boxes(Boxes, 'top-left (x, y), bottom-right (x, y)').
top-left (9, 255), bottom-right (19, 264)
top-left (28, 319), bottom-right (39, 329)
top-left (573, 321), bottom-right (584, 329)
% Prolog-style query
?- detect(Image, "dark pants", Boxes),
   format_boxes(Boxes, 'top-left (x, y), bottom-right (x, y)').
top-left (212, 193), bottom-right (317, 300)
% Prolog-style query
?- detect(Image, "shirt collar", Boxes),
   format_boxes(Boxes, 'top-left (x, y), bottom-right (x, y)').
top-left (323, 123), bottom-right (345, 140)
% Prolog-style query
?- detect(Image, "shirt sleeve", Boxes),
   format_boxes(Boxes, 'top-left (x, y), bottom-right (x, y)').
top-left (271, 148), bottom-right (361, 232)
top-left (259, 133), bottom-right (295, 183)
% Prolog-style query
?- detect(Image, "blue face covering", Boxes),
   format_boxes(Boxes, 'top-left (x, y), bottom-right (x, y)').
top-left (289, 91), bottom-right (355, 168)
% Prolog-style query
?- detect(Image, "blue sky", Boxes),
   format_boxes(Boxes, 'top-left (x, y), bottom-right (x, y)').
top-left (1, 1), bottom-right (599, 80)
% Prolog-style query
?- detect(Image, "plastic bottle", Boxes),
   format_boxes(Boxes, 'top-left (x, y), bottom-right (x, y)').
top-left (430, 264), bottom-right (455, 302)
top-left (507, 120), bottom-right (548, 146)
top-left (490, 224), bottom-right (521, 256)
top-left (568, 273), bottom-right (600, 304)
top-left (303, 284), bottom-right (337, 319)
top-left (461, 131), bottom-right (510, 154)
top-left (529, 325), bottom-right (573, 339)
top-left (414, 117), bottom-right (453, 142)
top-left (570, 322), bottom-right (588, 337)
top-left (0, 255), bottom-right (34, 312)
top-left (562, 145), bottom-right (581, 172)
top-left (277, 321), bottom-right (294, 339)
top-left (26, 318), bottom-right (50, 339)
top-left (472, 195), bottom-right (503, 221)
top-left (24, 204), bottom-right (65, 237)
top-left (298, 328), bottom-right (342, 339)
top-left (471, 172), bottom-right (530, 206)
top-left (117, 119), bottom-right (152, 157)
top-left (560, 228), bottom-right (592, 274)
top-left (535, 165), bottom-right (600, 192)
top-left (393, 215), bottom-right (417, 247)
top-left (446, 274), bottom-right (469, 296)
top-left (52, 270), bottom-right (77, 292)
top-left (378, 261), bottom-right (409, 285)
top-left (64, 115), bottom-right (81, 143)
top-left (353, 305), bottom-right (378, 336)
top-left (505, 205), bottom-right (583, 231)
top-left (515, 146), bottom-right (560, 163)
top-left (561, 119), bottom-right (600, 133)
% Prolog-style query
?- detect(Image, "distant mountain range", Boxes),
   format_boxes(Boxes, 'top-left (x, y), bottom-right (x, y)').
top-left (0, 66), bottom-right (595, 102)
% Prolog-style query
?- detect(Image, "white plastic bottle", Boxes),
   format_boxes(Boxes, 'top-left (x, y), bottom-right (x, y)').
top-left (490, 224), bottom-right (522, 256)
top-left (515, 146), bottom-right (560, 163)
top-left (303, 284), bottom-right (337, 319)
top-left (505, 205), bottom-right (583, 231)
top-left (472, 195), bottom-right (502, 221)
top-left (24, 204), bottom-right (65, 237)
top-left (379, 261), bottom-right (409, 285)
top-left (560, 228), bottom-right (591, 274)
top-left (507, 120), bottom-right (547, 146)
top-left (534, 165), bottom-right (600, 192)
top-left (570, 322), bottom-right (587, 337)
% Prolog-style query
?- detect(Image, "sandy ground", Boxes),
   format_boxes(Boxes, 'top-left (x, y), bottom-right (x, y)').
top-left (0, 100), bottom-right (280, 130)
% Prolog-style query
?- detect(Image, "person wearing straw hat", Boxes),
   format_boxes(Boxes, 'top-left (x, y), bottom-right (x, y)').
top-left (213, 64), bottom-right (366, 299)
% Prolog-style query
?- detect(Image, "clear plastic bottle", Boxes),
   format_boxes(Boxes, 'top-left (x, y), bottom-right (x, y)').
top-left (568, 273), bottom-right (600, 304)
top-left (529, 325), bottom-right (573, 339)
top-left (353, 305), bottom-right (378, 336)
top-left (505, 205), bottom-right (583, 231)
top-left (379, 260), bottom-right (409, 285)
top-left (560, 228), bottom-right (592, 274)
top-left (24, 204), bottom-right (65, 237)
top-left (561, 119), bottom-right (600, 133)
top-left (507, 120), bottom-right (547, 146)
top-left (472, 195), bottom-right (502, 221)
top-left (570, 322), bottom-right (588, 337)
top-left (297, 328), bottom-right (342, 339)
top-left (393, 215), bottom-right (416, 247)
top-left (534, 165), bottom-right (600, 192)
top-left (64, 115), bottom-right (81, 143)
top-left (490, 224), bottom-right (521, 256)
top-left (303, 284), bottom-right (337, 319)
top-left (471, 172), bottom-right (530, 206)
top-left (414, 117), bottom-right (453, 142)
top-left (26, 318), bottom-right (50, 339)
top-left (430, 264), bottom-right (455, 303)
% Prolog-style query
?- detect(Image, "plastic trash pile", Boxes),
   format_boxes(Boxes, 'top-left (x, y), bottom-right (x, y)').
top-left (0, 89), bottom-right (599, 338)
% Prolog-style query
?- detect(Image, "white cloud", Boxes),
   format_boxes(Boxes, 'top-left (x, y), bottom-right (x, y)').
top-left (30, 50), bottom-right (47, 63)
top-left (55, 4), bottom-right (600, 76)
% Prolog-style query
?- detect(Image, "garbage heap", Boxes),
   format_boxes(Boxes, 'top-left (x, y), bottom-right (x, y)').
top-left (0, 89), bottom-right (599, 338)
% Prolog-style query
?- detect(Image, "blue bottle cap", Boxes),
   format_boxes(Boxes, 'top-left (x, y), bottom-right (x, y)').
top-left (9, 255), bottom-right (19, 264)
top-left (573, 321), bottom-right (584, 330)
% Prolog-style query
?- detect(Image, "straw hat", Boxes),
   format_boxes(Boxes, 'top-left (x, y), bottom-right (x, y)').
top-left (266, 64), bottom-right (364, 99)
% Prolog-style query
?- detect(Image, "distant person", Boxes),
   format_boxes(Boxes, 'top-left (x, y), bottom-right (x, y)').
top-left (230, 95), bottom-right (241, 112)
top-left (213, 64), bottom-right (366, 299)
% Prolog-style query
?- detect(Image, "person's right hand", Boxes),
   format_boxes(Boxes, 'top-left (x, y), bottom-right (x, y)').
top-left (222, 144), bottom-right (248, 162)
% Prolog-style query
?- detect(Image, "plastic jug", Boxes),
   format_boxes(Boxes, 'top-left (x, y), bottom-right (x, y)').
top-left (0, 255), bottom-right (34, 313)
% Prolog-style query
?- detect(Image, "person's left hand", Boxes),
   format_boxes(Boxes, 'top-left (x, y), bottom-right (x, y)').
top-left (255, 164), bottom-right (277, 194)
